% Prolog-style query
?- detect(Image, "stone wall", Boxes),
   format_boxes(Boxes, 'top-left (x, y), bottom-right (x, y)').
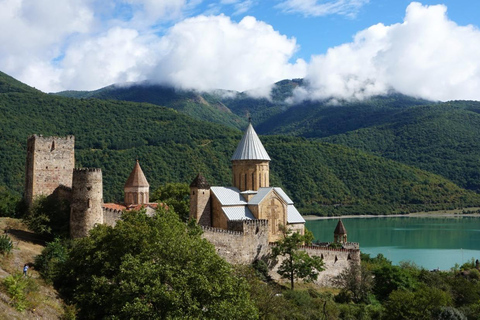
top-left (103, 207), bottom-right (123, 227)
top-left (25, 135), bottom-right (75, 206)
top-left (202, 219), bottom-right (269, 265)
top-left (268, 245), bottom-right (360, 287)
top-left (203, 222), bottom-right (360, 287)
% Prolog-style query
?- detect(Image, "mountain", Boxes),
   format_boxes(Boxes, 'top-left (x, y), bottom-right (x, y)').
top-left (322, 101), bottom-right (480, 192)
top-left (53, 77), bottom-right (480, 195)
top-left (55, 83), bottom-right (247, 130)
top-left (2, 71), bottom-right (478, 215)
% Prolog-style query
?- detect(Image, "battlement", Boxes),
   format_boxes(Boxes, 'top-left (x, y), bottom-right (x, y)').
top-left (73, 168), bottom-right (102, 173)
top-left (315, 242), bottom-right (360, 250)
top-left (103, 207), bottom-right (123, 215)
top-left (28, 134), bottom-right (75, 141)
top-left (242, 219), bottom-right (268, 227)
top-left (201, 225), bottom-right (243, 236)
top-left (300, 245), bottom-right (360, 253)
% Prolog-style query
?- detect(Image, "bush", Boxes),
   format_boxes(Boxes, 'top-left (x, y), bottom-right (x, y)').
top-left (2, 273), bottom-right (39, 311)
top-left (23, 195), bottom-right (70, 239)
top-left (34, 238), bottom-right (69, 283)
top-left (0, 234), bottom-right (13, 255)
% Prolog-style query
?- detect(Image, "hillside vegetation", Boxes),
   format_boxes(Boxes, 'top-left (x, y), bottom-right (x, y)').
top-left (323, 102), bottom-right (480, 192)
top-left (1, 71), bottom-right (479, 215)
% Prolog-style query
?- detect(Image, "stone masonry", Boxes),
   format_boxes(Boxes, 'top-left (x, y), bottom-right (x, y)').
top-left (25, 135), bottom-right (75, 206)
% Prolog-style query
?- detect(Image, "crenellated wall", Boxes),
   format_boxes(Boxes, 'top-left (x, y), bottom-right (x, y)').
top-left (269, 244), bottom-right (361, 287)
top-left (103, 207), bottom-right (123, 227)
top-left (202, 219), bottom-right (270, 265)
top-left (202, 219), bottom-right (360, 286)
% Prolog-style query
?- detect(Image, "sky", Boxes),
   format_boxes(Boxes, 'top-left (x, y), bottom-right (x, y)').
top-left (1, 0), bottom-right (480, 102)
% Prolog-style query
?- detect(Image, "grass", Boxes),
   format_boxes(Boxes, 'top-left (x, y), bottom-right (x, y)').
top-left (0, 217), bottom-right (67, 319)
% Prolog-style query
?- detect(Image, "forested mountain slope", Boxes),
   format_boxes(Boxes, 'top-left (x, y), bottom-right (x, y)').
top-left (2, 71), bottom-right (479, 215)
top-left (323, 101), bottom-right (480, 192)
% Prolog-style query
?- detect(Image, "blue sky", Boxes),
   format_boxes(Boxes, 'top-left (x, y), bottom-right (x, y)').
top-left (1, 0), bottom-right (480, 101)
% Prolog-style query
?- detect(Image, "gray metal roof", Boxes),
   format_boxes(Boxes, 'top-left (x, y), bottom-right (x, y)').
top-left (231, 123), bottom-right (271, 161)
top-left (248, 187), bottom-right (294, 205)
top-left (211, 186), bottom-right (247, 205)
top-left (248, 187), bottom-right (272, 205)
top-left (274, 188), bottom-right (293, 204)
top-left (223, 206), bottom-right (255, 220)
top-left (287, 205), bottom-right (305, 223)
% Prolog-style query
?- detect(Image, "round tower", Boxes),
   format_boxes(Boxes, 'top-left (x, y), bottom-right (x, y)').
top-left (189, 174), bottom-right (211, 226)
top-left (70, 168), bottom-right (103, 238)
top-left (124, 160), bottom-right (149, 206)
top-left (231, 122), bottom-right (270, 191)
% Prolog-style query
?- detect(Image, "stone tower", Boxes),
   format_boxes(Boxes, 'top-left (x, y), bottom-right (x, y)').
top-left (189, 174), bottom-right (211, 226)
top-left (334, 219), bottom-right (347, 244)
top-left (70, 168), bottom-right (103, 238)
top-left (124, 160), bottom-right (149, 206)
top-left (231, 122), bottom-right (270, 191)
top-left (25, 135), bottom-right (75, 206)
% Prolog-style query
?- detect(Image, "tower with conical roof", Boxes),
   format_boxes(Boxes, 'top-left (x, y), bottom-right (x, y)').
top-left (231, 122), bottom-right (270, 191)
top-left (124, 160), bottom-right (150, 206)
top-left (189, 173), bottom-right (211, 226)
top-left (334, 219), bottom-right (347, 244)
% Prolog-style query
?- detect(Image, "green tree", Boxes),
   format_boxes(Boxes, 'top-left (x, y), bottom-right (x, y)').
top-left (333, 263), bottom-right (373, 303)
top-left (34, 238), bottom-right (69, 283)
top-left (150, 182), bottom-right (190, 221)
top-left (372, 264), bottom-right (416, 300)
top-left (271, 227), bottom-right (324, 290)
top-left (383, 285), bottom-right (452, 320)
top-left (55, 207), bottom-right (258, 319)
top-left (23, 195), bottom-right (70, 239)
top-left (0, 186), bottom-right (20, 217)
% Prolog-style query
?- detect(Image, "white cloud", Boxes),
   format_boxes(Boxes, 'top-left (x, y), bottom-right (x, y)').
top-left (0, 0), bottom-right (304, 96)
top-left (294, 2), bottom-right (480, 102)
top-left (0, 0), bottom-right (93, 77)
top-left (53, 27), bottom-right (159, 91)
top-left (147, 15), bottom-right (306, 94)
top-left (277, 0), bottom-right (369, 17)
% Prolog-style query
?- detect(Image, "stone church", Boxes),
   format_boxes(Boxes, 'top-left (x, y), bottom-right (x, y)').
top-left (189, 122), bottom-right (305, 242)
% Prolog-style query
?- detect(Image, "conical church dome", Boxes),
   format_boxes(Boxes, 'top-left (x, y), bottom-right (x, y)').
top-left (231, 123), bottom-right (271, 161)
top-left (124, 160), bottom-right (149, 188)
top-left (334, 219), bottom-right (347, 235)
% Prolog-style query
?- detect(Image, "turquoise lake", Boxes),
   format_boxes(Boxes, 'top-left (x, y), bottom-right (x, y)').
top-left (305, 216), bottom-right (480, 270)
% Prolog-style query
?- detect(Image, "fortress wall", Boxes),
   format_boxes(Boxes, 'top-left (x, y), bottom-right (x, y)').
top-left (269, 245), bottom-right (360, 287)
top-left (25, 135), bottom-right (75, 206)
top-left (202, 220), bottom-right (269, 265)
top-left (103, 208), bottom-right (123, 227)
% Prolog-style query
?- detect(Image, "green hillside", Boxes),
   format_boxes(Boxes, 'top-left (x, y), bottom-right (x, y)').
top-left (56, 83), bottom-right (247, 130)
top-left (323, 102), bottom-right (480, 192)
top-left (2, 71), bottom-right (479, 215)
top-left (256, 94), bottom-right (432, 137)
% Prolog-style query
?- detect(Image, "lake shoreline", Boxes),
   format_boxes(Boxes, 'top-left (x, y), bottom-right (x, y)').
top-left (303, 210), bottom-right (480, 221)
